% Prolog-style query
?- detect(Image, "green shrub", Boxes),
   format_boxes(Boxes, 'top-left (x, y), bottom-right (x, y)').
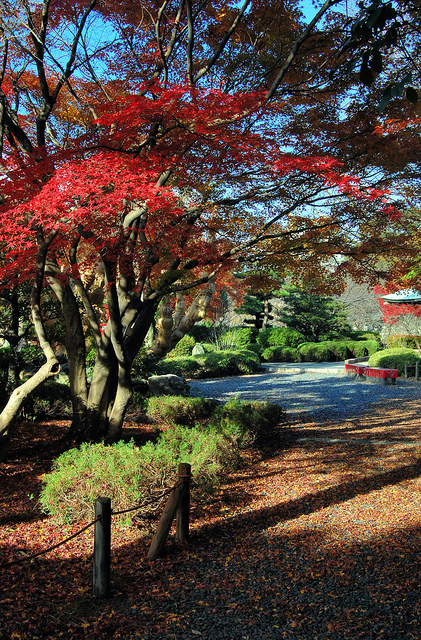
top-left (40, 425), bottom-right (237, 525)
top-left (188, 323), bottom-right (214, 343)
top-left (256, 328), bottom-right (272, 350)
top-left (261, 346), bottom-right (301, 362)
top-left (23, 381), bottom-right (72, 419)
top-left (154, 356), bottom-right (201, 377)
top-left (244, 343), bottom-right (261, 356)
top-left (146, 395), bottom-right (285, 447)
top-left (167, 334), bottom-right (196, 358)
top-left (268, 327), bottom-right (306, 348)
top-left (298, 342), bottom-right (333, 362)
top-left (20, 343), bottom-right (45, 367)
top-left (40, 440), bottom-right (151, 524)
top-left (212, 327), bottom-right (256, 351)
top-left (368, 348), bottom-right (421, 376)
top-left (324, 340), bottom-right (352, 361)
top-left (210, 398), bottom-right (285, 446)
top-left (156, 349), bottom-right (260, 378)
top-left (348, 339), bottom-right (378, 358)
top-left (146, 395), bottom-right (218, 426)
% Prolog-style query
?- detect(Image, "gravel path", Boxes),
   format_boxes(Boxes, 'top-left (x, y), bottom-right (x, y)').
top-left (189, 371), bottom-right (421, 423)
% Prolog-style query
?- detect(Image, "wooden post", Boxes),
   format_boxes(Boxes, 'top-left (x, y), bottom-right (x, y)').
top-left (176, 463), bottom-right (191, 542)
top-left (405, 362), bottom-right (409, 379)
top-left (93, 497), bottom-right (111, 598)
top-left (416, 361), bottom-right (420, 381)
top-left (148, 473), bottom-right (187, 560)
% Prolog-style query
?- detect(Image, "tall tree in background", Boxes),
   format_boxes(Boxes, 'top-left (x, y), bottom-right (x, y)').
top-left (0, 0), bottom-right (412, 456)
top-left (278, 288), bottom-right (350, 341)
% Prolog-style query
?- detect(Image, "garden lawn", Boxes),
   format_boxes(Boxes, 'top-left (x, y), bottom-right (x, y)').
top-left (1, 398), bottom-right (421, 639)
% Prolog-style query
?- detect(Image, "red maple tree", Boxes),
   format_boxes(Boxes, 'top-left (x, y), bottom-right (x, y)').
top-left (0, 0), bottom-right (405, 454)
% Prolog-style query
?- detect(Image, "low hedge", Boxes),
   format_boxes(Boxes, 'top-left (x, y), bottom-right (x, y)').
top-left (155, 349), bottom-right (260, 378)
top-left (261, 346), bottom-right (301, 362)
top-left (368, 348), bottom-right (421, 376)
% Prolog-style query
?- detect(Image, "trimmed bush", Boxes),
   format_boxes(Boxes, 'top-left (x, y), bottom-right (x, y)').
top-left (368, 348), bottom-right (421, 376)
top-left (261, 346), bottom-right (301, 362)
top-left (268, 327), bottom-right (306, 348)
top-left (155, 349), bottom-right (260, 378)
top-left (209, 398), bottom-right (285, 446)
top-left (146, 395), bottom-right (218, 426)
top-left (348, 339), bottom-right (378, 357)
top-left (256, 328), bottom-right (272, 350)
top-left (154, 356), bottom-right (201, 377)
top-left (323, 340), bottom-right (351, 361)
top-left (298, 342), bottom-right (332, 362)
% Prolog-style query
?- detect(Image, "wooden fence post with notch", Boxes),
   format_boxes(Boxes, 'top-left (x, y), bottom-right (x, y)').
top-left (147, 463), bottom-right (191, 560)
top-left (93, 497), bottom-right (111, 598)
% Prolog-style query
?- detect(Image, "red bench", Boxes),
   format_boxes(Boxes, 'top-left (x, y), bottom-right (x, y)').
top-left (345, 363), bottom-right (398, 385)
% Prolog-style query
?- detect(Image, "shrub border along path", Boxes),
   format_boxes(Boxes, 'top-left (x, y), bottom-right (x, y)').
top-left (2, 392), bottom-right (421, 638)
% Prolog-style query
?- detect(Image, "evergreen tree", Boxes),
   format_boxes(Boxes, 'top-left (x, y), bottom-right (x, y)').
top-left (277, 289), bottom-right (350, 341)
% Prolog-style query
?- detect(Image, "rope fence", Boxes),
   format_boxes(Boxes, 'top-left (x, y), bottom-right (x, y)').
top-left (1, 463), bottom-right (192, 598)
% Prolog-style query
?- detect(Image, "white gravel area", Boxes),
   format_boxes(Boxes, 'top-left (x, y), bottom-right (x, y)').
top-left (189, 371), bottom-right (421, 422)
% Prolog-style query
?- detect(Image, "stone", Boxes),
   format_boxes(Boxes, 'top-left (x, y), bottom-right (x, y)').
top-left (192, 343), bottom-right (206, 356)
top-left (148, 374), bottom-right (189, 396)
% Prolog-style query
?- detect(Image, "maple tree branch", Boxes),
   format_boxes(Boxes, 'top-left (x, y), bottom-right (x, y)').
top-left (186, 0), bottom-right (194, 84)
top-left (265, 0), bottom-right (342, 101)
top-left (68, 239), bottom-right (102, 349)
top-left (30, 228), bottom-right (58, 363)
top-left (193, 0), bottom-right (252, 82)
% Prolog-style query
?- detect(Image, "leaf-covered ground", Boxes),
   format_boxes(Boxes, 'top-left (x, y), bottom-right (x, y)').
top-left (1, 396), bottom-right (421, 639)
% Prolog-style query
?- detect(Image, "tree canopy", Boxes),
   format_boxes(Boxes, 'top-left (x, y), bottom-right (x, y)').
top-left (0, 0), bottom-right (418, 456)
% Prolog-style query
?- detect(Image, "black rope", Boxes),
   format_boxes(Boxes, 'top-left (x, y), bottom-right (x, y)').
top-left (0, 516), bottom-right (101, 568)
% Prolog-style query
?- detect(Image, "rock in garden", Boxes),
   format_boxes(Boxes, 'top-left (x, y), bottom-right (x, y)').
top-left (148, 374), bottom-right (188, 396)
top-left (192, 343), bottom-right (206, 355)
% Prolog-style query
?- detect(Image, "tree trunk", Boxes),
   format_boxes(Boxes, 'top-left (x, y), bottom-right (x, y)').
top-left (0, 358), bottom-right (60, 461)
top-left (45, 258), bottom-right (89, 441)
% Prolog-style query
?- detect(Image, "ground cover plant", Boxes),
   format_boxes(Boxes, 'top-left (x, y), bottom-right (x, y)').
top-left (2, 396), bottom-right (421, 639)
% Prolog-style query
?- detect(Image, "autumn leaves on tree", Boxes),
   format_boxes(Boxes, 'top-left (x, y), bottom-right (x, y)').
top-left (0, 0), bottom-right (418, 454)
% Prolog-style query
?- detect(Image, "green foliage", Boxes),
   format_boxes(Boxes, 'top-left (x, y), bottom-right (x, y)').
top-left (188, 322), bottom-right (214, 343)
top-left (298, 342), bottom-right (333, 362)
top-left (40, 427), bottom-right (235, 524)
top-left (146, 395), bottom-right (284, 446)
top-left (267, 327), bottom-right (306, 348)
top-left (385, 335), bottom-right (421, 350)
top-left (131, 347), bottom-right (155, 378)
top-left (154, 356), bottom-right (201, 377)
top-left (145, 395), bottom-right (219, 426)
top-left (348, 339), bottom-right (379, 357)
top-left (40, 440), bottom-right (150, 524)
top-left (244, 343), bottom-right (261, 356)
top-left (155, 349), bottom-right (260, 378)
top-left (368, 348), bottom-right (421, 376)
top-left (212, 327), bottom-right (256, 351)
top-left (277, 289), bottom-right (350, 341)
top-left (20, 343), bottom-right (45, 367)
top-left (261, 346), bottom-right (301, 362)
top-left (23, 381), bottom-right (72, 419)
top-left (167, 334), bottom-right (196, 358)
top-left (209, 398), bottom-right (285, 446)
top-left (257, 328), bottom-right (272, 350)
